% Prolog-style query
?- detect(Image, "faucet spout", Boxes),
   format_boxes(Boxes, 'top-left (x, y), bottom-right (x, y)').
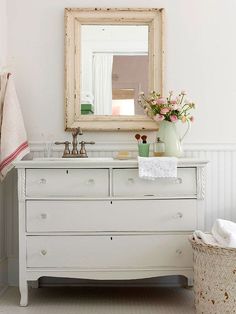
top-left (72, 127), bottom-right (83, 137)
top-left (71, 127), bottom-right (83, 156)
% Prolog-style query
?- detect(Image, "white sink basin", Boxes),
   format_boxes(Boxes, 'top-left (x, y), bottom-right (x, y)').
top-left (33, 157), bottom-right (114, 162)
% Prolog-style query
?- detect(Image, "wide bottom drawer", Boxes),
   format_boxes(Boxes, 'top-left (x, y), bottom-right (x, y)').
top-left (26, 234), bottom-right (192, 268)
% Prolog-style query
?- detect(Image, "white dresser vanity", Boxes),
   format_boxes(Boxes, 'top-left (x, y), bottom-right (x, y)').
top-left (15, 157), bottom-right (207, 306)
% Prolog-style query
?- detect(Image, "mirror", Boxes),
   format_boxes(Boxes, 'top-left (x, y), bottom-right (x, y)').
top-left (81, 25), bottom-right (149, 116)
top-left (65, 8), bottom-right (164, 131)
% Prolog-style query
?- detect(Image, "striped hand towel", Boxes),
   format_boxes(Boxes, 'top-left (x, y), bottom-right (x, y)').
top-left (0, 75), bottom-right (30, 181)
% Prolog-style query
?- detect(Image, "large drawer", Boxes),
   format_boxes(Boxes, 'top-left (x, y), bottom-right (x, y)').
top-left (26, 199), bottom-right (197, 232)
top-left (113, 168), bottom-right (197, 197)
top-left (26, 169), bottom-right (109, 197)
top-left (26, 235), bottom-right (192, 268)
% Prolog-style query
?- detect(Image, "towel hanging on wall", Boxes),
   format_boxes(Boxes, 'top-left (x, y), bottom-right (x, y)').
top-left (0, 72), bottom-right (8, 131)
top-left (0, 74), bottom-right (30, 181)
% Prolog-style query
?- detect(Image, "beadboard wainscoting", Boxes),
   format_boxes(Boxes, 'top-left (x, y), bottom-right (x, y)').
top-left (3, 142), bottom-right (236, 286)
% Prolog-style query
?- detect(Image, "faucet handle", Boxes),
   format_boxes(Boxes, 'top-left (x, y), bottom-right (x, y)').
top-left (78, 141), bottom-right (95, 158)
top-left (81, 141), bottom-right (95, 145)
top-left (55, 141), bottom-right (71, 158)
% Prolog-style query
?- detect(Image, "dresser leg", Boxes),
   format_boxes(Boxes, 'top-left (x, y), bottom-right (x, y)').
top-left (19, 280), bottom-right (28, 306)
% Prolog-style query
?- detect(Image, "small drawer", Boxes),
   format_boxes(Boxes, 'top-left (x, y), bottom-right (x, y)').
top-left (26, 169), bottom-right (109, 197)
top-left (26, 199), bottom-right (197, 232)
top-left (26, 234), bottom-right (192, 268)
top-left (113, 168), bottom-right (197, 197)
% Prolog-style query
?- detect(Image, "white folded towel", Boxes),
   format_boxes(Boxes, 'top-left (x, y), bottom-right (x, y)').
top-left (192, 219), bottom-right (236, 248)
top-left (212, 219), bottom-right (236, 248)
top-left (0, 75), bottom-right (30, 181)
top-left (193, 230), bottom-right (218, 246)
top-left (138, 156), bottom-right (177, 180)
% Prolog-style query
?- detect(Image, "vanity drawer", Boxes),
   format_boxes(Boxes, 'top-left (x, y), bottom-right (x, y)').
top-left (26, 199), bottom-right (197, 232)
top-left (26, 169), bottom-right (109, 197)
top-left (113, 168), bottom-right (197, 197)
top-left (26, 234), bottom-right (192, 268)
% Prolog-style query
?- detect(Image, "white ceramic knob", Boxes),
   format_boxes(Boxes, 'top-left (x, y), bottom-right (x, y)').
top-left (41, 250), bottom-right (47, 256)
top-left (87, 178), bottom-right (95, 185)
top-left (176, 249), bottom-right (182, 255)
top-left (174, 212), bottom-right (183, 219)
top-left (40, 213), bottom-right (47, 219)
top-left (128, 178), bottom-right (135, 184)
top-left (175, 178), bottom-right (182, 184)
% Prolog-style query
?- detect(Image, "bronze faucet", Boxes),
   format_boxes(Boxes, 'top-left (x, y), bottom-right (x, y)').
top-left (55, 127), bottom-right (95, 158)
top-left (71, 127), bottom-right (83, 156)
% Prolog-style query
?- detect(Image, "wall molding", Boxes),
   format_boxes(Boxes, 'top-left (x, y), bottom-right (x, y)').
top-left (28, 141), bottom-right (236, 155)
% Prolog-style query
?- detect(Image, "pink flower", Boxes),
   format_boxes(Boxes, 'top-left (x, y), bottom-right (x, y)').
top-left (190, 116), bottom-right (194, 122)
top-left (170, 115), bottom-right (178, 122)
top-left (156, 98), bottom-right (166, 105)
top-left (160, 107), bottom-right (170, 114)
top-left (170, 100), bottom-right (177, 104)
top-left (170, 103), bottom-right (179, 110)
top-left (154, 114), bottom-right (165, 122)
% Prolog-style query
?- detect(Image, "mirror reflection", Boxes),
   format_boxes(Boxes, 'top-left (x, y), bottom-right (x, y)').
top-left (80, 25), bottom-right (149, 116)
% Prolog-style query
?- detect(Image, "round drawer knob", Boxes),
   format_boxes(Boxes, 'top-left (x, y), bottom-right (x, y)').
top-left (174, 212), bottom-right (183, 219)
top-left (176, 249), bottom-right (183, 255)
top-left (40, 213), bottom-right (47, 219)
top-left (39, 178), bottom-right (47, 184)
top-left (40, 250), bottom-right (47, 256)
top-left (128, 178), bottom-right (135, 184)
top-left (175, 178), bottom-right (182, 184)
top-left (87, 179), bottom-right (95, 185)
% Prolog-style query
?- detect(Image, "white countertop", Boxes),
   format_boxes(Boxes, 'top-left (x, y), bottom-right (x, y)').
top-left (14, 157), bottom-right (209, 169)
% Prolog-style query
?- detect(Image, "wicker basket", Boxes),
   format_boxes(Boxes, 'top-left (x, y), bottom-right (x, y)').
top-left (189, 237), bottom-right (236, 314)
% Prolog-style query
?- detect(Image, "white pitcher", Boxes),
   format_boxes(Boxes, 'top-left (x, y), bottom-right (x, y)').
top-left (157, 120), bottom-right (191, 157)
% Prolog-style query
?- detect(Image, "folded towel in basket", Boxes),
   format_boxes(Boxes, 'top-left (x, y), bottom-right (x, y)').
top-left (192, 230), bottom-right (218, 246)
top-left (212, 219), bottom-right (236, 248)
top-left (193, 219), bottom-right (236, 248)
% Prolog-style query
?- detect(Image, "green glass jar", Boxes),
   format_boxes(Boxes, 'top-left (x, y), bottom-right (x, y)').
top-left (138, 143), bottom-right (150, 157)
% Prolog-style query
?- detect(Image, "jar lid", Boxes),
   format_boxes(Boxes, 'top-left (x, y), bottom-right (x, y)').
top-left (157, 137), bottom-right (164, 143)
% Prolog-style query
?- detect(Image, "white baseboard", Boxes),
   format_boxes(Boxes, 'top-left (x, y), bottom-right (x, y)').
top-left (0, 257), bottom-right (8, 294)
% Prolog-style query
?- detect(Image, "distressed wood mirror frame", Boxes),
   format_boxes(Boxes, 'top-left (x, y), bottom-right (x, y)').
top-left (65, 8), bottom-right (165, 131)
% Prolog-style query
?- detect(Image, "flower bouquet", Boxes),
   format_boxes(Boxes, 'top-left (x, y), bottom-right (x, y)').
top-left (138, 90), bottom-right (195, 123)
top-left (138, 91), bottom-right (195, 157)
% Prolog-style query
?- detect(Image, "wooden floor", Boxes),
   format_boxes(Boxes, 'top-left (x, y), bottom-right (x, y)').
top-left (0, 286), bottom-right (195, 313)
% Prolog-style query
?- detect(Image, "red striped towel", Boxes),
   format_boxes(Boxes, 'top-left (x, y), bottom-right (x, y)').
top-left (0, 75), bottom-right (30, 181)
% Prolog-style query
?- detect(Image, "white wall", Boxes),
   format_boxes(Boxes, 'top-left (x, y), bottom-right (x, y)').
top-left (6, 0), bottom-right (236, 143)
top-left (0, 0), bottom-right (8, 294)
top-left (0, 0), bottom-right (7, 70)
top-left (4, 0), bottom-right (236, 286)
